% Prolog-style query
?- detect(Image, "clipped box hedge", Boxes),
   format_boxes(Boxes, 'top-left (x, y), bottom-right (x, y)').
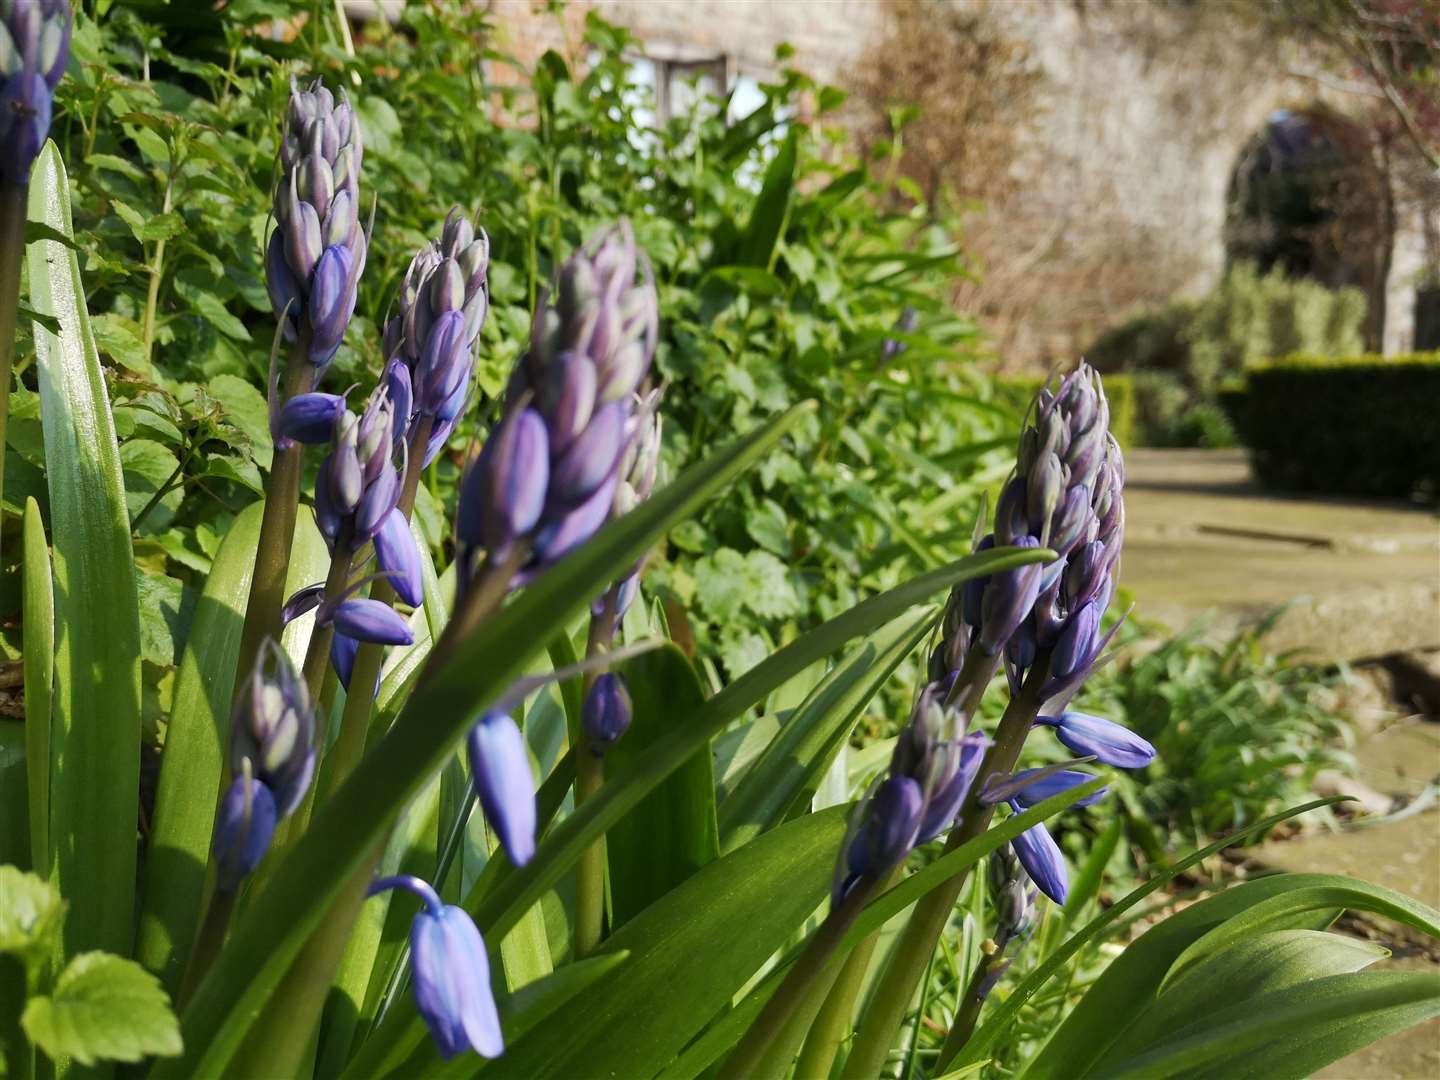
top-left (1223, 353), bottom-right (1440, 498)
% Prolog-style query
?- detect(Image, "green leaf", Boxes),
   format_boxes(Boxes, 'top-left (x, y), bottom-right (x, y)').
top-left (487, 806), bottom-right (850, 1079)
top-left (162, 403), bottom-right (818, 1080)
top-left (605, 645), bottom-right (719, 929)
top-left (1094, 929), bottom-right (1386, 1069)
top-left (207, 373), bottom-right (273, 468)
top-left (90, 312), bottom-right (151, 375)
top-left (718, 607), bottom-right (935, 853)
top-left (737, 129), bottom-right (797, 268)
top-left (135, 503), bottom-right (330, 997)
top-left (21, 952), bottom-right (182, 1066)
top-left (109, 198), bottom-right (184, 244)
top-left (0, 866), bottom-right (64, 971)
top-left (959, 800), bottom-right (1344, 1077)
top-left (28, 140), bottom-right (143, 962)
top-left (121, 438), bottom-right (183, 533)
top-left (135, 571), bottom-right (186, 666)
top-left (23, 500), bottom-right (54, 877)
top-left (1092, 972), bottom-right (1440, 1080)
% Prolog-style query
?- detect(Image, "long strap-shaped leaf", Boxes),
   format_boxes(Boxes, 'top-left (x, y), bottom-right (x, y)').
top-left (28, 140), bottom-right (142, 963)
top-left (162, 403), bottom-right (816, 1079)
top-left (22, 498), bottom-right (53, 877)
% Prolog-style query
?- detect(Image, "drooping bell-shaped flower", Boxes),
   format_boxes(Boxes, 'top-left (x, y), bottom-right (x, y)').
top-left (384, 208), bottom-right (491, 465)
top-left (1008, 809), bottom-right (1068, 905)
top-left (467, 711), bottom-right (536, 867)
top-left (581, 673), bottom-right (632, 755)
top-left (366, 876), bottom-right (503, 1060)
top-left (266, 77), bottom-right (366, 369)
top-left (1036, 711), bottom-right (1156, 769)
top-left (0, 0), bottom-right (70, 184)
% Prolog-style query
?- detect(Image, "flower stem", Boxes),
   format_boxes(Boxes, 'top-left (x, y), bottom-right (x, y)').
top-left (937, 941), bottom-right (1007, 1069)
top-left (841, 657), bottom-right (1050, 1080)
top-left (0, 184), bottom-right (29, 566)
top-left (233, 336), bottom-right (316, 697)
top-left (717, 877), bottom-right (878, 1080)
top-left (573, 593), bottom-right (617, 959)
top-left (178, 888), bottom-right (235, 1007)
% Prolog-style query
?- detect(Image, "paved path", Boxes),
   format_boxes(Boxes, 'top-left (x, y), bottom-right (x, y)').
top-left (1120, 450), bottom-right (1440, 661)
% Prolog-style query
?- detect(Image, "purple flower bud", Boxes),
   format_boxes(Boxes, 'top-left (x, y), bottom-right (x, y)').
top-left (582, 673), bottom-right (632, 754)
top-left (355, 460), bottom-right (399, 540)
top-left (213, 775), bottom-right (278, 892)
top-left (460, 407), bottom-right (550, 556)
top-left (1009, 810), bottom-right (1068, 904)
top-left (978, 538), bottom-right (1044, 655)
top-left (265, 230), bottom-right (301, 338)
top-left (277, 392), bottom-right (346, 444)
top-left (467, 711), bottom-right (536, 866)
top-left (284, 193), bottom-right (323, 285)
top-left (331, 631), bottom-right (359, 690)
top-left (374, 508), bottom-right (423, 607)
top-left (0, 70), bottom-right (51, 183)
top-left (1037, 712), bottom-right (1155, 769)
top-left (1051, 600), bottom-right (1101, 678)
top-left (916, 730), bottom-right (989, 843)
top-left (367, 876), bottom-right (503, 1060)
top-left (230, 639), bottom-right (316, 816)
top-left (386, 359), bottom-right (413, 438)
top-left (416, 310), bottom-right (469, 416)
top-left (327, 439), bottom-right (363, 517)
top-left (307, 244), bottom-right (357, 365)
top-left (330, 597), bottom-right (414, 646)
top-left (539, 352), bottom-right (598, 451)
top-left (531, 471), bottom-right (617, 565)
top-left (993, 768), bottom-right (1107, 809)
top-left (549, 400), bottom-right (626, 504)
top-left (281, 582), bottom-right (327, 625)
top-left (846, 776), bottom-right (924, 885)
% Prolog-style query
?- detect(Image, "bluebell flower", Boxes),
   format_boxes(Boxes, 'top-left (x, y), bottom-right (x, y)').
top-left (366, 876), bottom-right (503, 1060)
top-left (213, 773), bottom-right (278, 892)
top-left (0, 1), bottom-right (70, 184)
top-left (582, 673), bottom-right (632, 755)
top-left (1037, 711), bottom-right (1156, 769)
top-left (467, 711), bottom-right (536, 866)
top-left (1008, 809), bottom-right (1068, 904)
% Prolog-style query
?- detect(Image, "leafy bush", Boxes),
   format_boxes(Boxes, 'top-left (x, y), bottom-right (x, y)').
top-left (16, 3), bottom-right (1016, 686)
top-left (1224, 352), bottom-right (1440, 497)
top-left (1085, 261), bottom-right (1364, 447)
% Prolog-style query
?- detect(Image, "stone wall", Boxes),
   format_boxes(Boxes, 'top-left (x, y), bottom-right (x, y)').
top-left (484, 0), bottom-right (1428, 360)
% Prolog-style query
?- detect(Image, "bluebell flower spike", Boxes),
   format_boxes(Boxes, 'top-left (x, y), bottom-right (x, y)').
top-left (467, 711), bottom-right (537, 866)
top-left (366, 875), bottom-right (503, 1060)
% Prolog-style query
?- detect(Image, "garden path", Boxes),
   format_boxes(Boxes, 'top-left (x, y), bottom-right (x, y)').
top-left (1120, 449), bottom-right (1440, 662)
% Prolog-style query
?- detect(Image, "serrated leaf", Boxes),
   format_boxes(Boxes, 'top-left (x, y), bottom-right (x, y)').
top-left (121, 438), bottom-right (183, 533)
top-left (21, 952), bottom-right (182, 1066)
top-left (0, 865), bottom-right (64, 968)
top-left (742, 550), bottom-right (800, 618)
top-left (206, 373), bottom-right (272, 467)
top-left (91, 312), bottom-right (152, 375)
top-left (135, 571), bottom-right (187, 667)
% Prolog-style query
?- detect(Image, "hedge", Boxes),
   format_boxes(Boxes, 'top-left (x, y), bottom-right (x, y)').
top-left (1222, 353), bottom-right (1440, 499)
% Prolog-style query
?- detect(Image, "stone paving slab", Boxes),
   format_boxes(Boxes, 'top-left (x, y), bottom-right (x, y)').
top-left (1120, 450), bottom-right (1440, 662)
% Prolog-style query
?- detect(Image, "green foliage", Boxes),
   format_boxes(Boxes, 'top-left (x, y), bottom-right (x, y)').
top-left (35, 2), bottom-right (1012, 689)
top-left (1224, 351), bottom-right (1440, 497)
top-left (1084, 621), bottom-right (1352, 841)
top-left (0, 866), bottom-right (181, 1070)
top-left (1085, 261), bottom-right (1365, 447)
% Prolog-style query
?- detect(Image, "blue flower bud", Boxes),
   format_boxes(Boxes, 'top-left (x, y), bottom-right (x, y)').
top-left (978, 538), bottom-right (1044, 655)
top-left (366, 876), bottom-right (503, 1060)
top-left (1051, 600), bottom-right (1101, 678)
top-left (331, 631), bottom-right (358, 689)
top-left (416, 310), bottom-right (469, 416)
top-left (916, 730), bottom-right (988, 843)
top-left (308, 244), bottom-right (358, 365)
top-left (385, 359), bottom-right (413, 441)
top-left (230, 639), bottom-right (316, 816)
top-left (467, 711), bottom-right (536, 866)
top-left (459, 406), bottom-right (550, 557)
top-left (330, 597), bottom-right (414, 646)
top-left (277, 392), bottom-right (346, 444)
top-left (999, 768), bottom-right (1107, 809)
top-left (213, 774), bottom-right (278, 892)
top-left (374, 508), bottom-right (423, 607)
top-left (549, 400), bottom-right (627, 504)
top-left (355, 459), bottom-right (399, 540)
top-left (531, 471), bottom-right (617, 564)
top-left (1008, 809), bottom-right (1068, 904)
top-left (845, 776), bottom-right (924, 887)
top-left (582, 673), bottom-right (632, 754)
top-left (1037, 712), bottom-right (1155, 769)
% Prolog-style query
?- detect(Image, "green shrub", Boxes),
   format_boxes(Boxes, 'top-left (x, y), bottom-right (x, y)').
top-left (1225, 352), bottom-right (1440, 498)
top-left (1128, 371), bottom-right (1237, 448)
